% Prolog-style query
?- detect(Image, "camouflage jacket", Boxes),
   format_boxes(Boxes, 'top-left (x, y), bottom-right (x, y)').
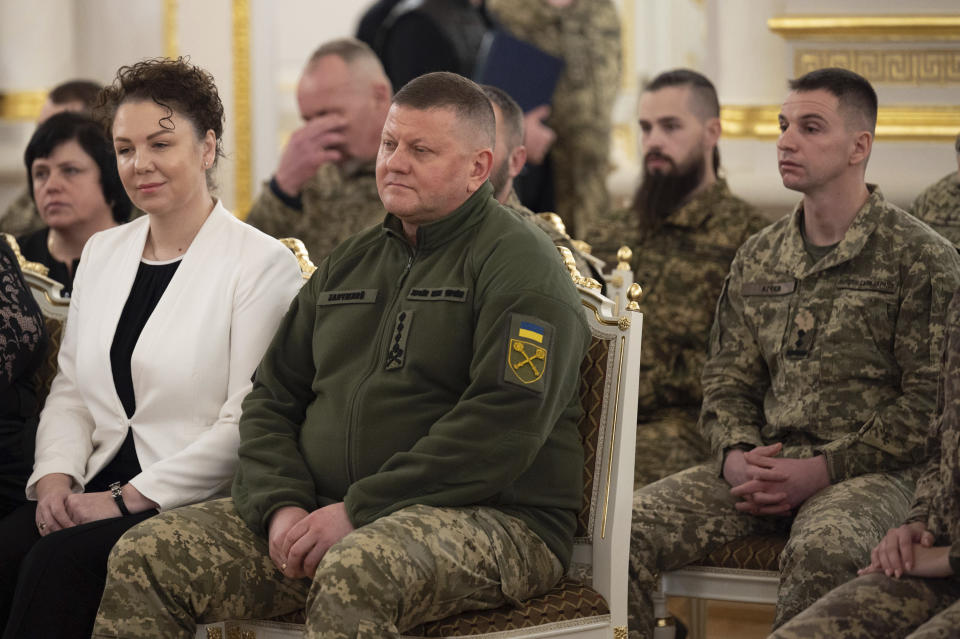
top-left (587, 179), bottom-right (768, 417)
top-left (503, 189), bottom-right (595, 277)
top-left (245, 161), bottom-right (384, 264)
top-left (907, 289), bottom-right (960, 574)
top-left (700, 186), bottom-right (960, 481)
top-left (909, 171), bottom-right (960, 248)
top-left (486, 0), bottom-right (621, 237)
top-left (0, 188), bottom-right (43, 237)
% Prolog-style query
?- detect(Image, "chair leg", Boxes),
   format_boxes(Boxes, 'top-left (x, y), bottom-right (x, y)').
top-left (688, 598), bottom-right (707, 639)
top-left (652, 581), bottom-right (676, 639)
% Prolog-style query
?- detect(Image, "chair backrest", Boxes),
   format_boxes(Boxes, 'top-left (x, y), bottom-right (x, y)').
top-left (279, 237), bottom-right (317, 279)
top-left (603, 246), bottom-right (636, 317)
top-left (569, 264), bottom-right (643, 629)
top-left (2, 233), bottom-right (70, 409)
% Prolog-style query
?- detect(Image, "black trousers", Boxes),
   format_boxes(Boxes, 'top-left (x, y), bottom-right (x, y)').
top-left (0, 502), bottom-right (155, 639)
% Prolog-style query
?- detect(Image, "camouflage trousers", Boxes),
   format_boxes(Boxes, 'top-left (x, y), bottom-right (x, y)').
top-left (92, 497), bottom-right (562, 639)
top-left (634, 407), bottom-right (710, 488)
top-left (769, 571), bottom-right (960, 639)
top-left (627, 461), bottom-right (915, 639)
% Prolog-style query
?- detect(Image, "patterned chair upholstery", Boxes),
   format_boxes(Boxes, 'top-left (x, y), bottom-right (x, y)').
top-left (196, 255), bottom-right (644, 639)
top-left (654, 534), bottom-right (787, 639)
top-left (2, 234), bottom-right (69, 409)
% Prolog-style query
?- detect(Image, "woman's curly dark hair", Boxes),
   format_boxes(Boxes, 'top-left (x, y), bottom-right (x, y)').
top-left (95, 57), bottom-right (225, 167)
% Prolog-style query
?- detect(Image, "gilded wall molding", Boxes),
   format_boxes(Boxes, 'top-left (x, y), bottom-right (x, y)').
top-left (796, 49), bottom-right (960, 85)
top-left (0, 90), bottom-right (46, 121)
top-left (164, 0), bottom-right (178, 58)
top-left (768, 15), bottom-right (960, 42)
top-left (721, 105), bottom-right (960, 141)
top-left (232, 0), bottom-right (252, 218)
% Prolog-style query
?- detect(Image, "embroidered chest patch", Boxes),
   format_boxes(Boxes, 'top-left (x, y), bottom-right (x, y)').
top-left (503, 315), bottom-right (553, 392)
top-left (407, 287), bottom-right (468, 302)
top-left (385, 309), bottom-right (413, 371)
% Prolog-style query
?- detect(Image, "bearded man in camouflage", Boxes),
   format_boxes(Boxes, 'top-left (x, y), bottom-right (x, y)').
top-left (909, 131), bottom-right (960, 248)
top-left (627, 68), bottom-right (960, 638)
top-left (588, 69), bottom-right (769, 487)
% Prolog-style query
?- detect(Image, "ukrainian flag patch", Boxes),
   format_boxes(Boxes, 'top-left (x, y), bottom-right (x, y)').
top-left (518, 321), bottom-right (545, 343)
top-left (504, 314), bottom-right (553, 393)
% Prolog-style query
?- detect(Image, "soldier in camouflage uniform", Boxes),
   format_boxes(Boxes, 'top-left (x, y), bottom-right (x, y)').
top-left (483, 84), bottom-right (598, 279)
top-left (486, 0), bottom-right (621, 239)
top-left (587, 70), bottom-right (769, 487)
top-left (93, 73), bottom-right (589, 639)
top-left (628, 69), bottom-right (960, 638)
top-left (245, 38), bottom-right (389, 263)
top-left (770, 285), bottom-right (960, 637)
top-left (908, 132), bottom-right (960, 248)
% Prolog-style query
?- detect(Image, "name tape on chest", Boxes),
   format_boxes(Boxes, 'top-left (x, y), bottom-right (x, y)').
top-left (742, 280), bottom-right (796, 296)
top-left (317, 289), bottom-right (379, 306)
top-left (836, 277), bottom-right (896, 294)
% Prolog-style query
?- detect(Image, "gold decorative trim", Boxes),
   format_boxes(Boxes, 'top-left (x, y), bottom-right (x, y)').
top-left (205, 628), bottom-right (222, 639)
top-left (0, 90), bottom-right (46, 121)
top-left (768, 15), bottom-right (960, 42)
top-left (232, 0), bottom-right (252, 218)
top-left (279, 237), bottom-right (317, 279)
top-left (601, 335), bottom-right (625, 540)
top-left (796, 49), bottom-right (960, 85)
top-left (581, 300), bottom-right (620, 328)
top-left (721, 104), bottom-right (960, 141)
top-left (614, 627), bottom-right (629, 639)
top-left (4, 233), bottom-right (50, 278)
top-left (163, 0), bottom-right (178, 59)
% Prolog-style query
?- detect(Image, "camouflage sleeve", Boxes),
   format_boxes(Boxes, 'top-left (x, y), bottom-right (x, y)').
top-left (816, 249), bottom-right (960, 481)
top-left (584, 206), bottom-right (635, 267)
top-left (907, 192), bottom-right (925, 217)
top-left (0, 189), bottom-right (43, 236)
top-left (245, 181), bottom-right (302, 240)
top-left (904, 415), bottom-right (941, 525)
top-left (906, 289), bottom-right (960, 523)
top-left (698, 250), bottom-right (769, 464)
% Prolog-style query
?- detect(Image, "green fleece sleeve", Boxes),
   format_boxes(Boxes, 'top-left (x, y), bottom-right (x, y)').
top-left (343, 243), bottom-right (590, 528)
top-left (231, 270), bottom-right (326, 538)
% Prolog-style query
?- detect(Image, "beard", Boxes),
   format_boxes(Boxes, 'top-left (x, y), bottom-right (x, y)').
top-left (489, 156), bottom-right (512, 201)
top-left (632, 149), bottom-right (706, 233)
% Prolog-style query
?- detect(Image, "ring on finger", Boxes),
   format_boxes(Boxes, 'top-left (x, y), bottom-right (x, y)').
top-left (38, 521), bottom-right (46, 530)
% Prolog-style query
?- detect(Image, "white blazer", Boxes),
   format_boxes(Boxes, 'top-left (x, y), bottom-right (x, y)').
top-left (27, 202), bottom-right (303, 510)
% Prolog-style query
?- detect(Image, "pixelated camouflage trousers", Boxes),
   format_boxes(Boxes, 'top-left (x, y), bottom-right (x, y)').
top-left (627, 461), bottom-right (916, 639)
top-left (634, 408), bottom-right (710, 488)
top-left (769, 571), bottom-right (960, 639)
top-left (92, 497), bottom-right (562, 639)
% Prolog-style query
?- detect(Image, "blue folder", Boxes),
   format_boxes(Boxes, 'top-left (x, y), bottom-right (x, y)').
top-left (474, 29), bottom-right (565, 112)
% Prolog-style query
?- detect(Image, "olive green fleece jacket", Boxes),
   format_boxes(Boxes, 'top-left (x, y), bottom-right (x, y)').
top-left (232, 182), bottom-right (590, 568)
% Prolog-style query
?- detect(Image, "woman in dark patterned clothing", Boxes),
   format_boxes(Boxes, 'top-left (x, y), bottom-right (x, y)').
top-left (0, 238), bottom-right (46, 519)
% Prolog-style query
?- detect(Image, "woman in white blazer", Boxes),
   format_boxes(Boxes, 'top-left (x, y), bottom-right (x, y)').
top-left (0, 58), bottom-right (303, 639)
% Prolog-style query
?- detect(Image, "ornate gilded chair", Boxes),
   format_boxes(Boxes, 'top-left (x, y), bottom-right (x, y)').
top-left (602, 247), bottom-right (636, 318)
top-left (653, 536), bottom-right (785, 639)
top-left (3, 233), bottom-right (70, 409)
top-left (196, 248), bottom-right (644, 639)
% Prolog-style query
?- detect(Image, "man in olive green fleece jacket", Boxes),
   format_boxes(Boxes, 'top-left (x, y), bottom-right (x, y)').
top-left (92, 73), bottom-right (590, 639)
